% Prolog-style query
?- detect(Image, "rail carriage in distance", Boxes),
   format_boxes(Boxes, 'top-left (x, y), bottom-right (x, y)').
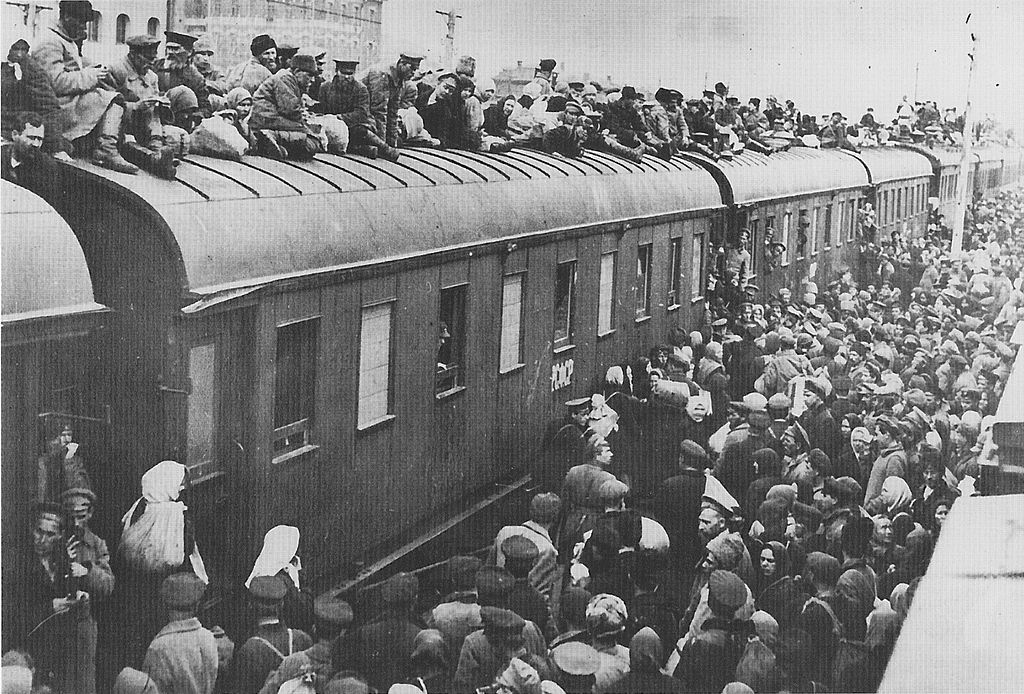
top-left (2, 141), bottom-right (1021, 622)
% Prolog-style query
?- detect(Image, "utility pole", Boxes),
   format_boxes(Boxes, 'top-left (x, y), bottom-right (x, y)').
top-left (913, 62), bottom-right (919, 101)
top-left (951, 29), bottom-right (977, 258)
top-left (435, 8), bottom-right (462, 68)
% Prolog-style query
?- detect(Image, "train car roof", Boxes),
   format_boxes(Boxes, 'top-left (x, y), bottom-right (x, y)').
top-left (67, 149), bottom-right (723, 298)
top-left (878, 493), bottom-right (1024, 693)
top-left (1, 180), bottom-right (106, 325)
top-left (845, 146), bottom-right (934, 184)
top-left (973, 143), bottom-right (1006, 164)
top-left (680, 148), bottom-right (868, 206)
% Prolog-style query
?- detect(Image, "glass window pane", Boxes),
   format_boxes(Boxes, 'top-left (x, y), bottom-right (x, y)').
top-left (668, 239), bottom-right (682, 306)
top-left (691, 234), bottom-right (704, 299)
top-left (500, 275), bottom-right (524, 371)
top-left (636, 244), bottom-right (652, 318)
top-left (187, 344), bottom-right (216, 471)
top-left (437, 286), bottom-right (467, 393)
top-left (358, 303), bottom-right (392, 426)
top-left (598, 253), bottom-right (616, 333)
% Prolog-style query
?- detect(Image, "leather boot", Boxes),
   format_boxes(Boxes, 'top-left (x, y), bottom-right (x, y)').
top-left (349, 144), bottom-right (378, 159)
top-left (92, 103), bottom-right (138, 174)
top-left (378, 144), bottom-right (400, 162)
top-left (93, 134), bottom-right (139, 174)
top-left (121, 141), bottom-right (176, 180)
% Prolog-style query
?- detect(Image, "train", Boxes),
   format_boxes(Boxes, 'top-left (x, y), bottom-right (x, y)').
top-left (2, 139), bottom-right (1022, 639)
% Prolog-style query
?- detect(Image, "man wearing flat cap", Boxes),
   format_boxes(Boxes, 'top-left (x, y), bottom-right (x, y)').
top-left (232, 575), bottom-right (313, 692)
top-left (228, 33), bottom-right (277, 95)
top-left (250, 54), bottom-right (323, 159)
top-left (319, 57), bottom-right (399, 160)
top-left (154, 31), bottom-right (211, 116)
top-left (490, 492), bottom-right (562, 611)
top-left (294, 592), bottom-right (352, 682)
top-left (363, 50), bottom-right (422, 149)
top-left (348, 572), bottom-right (422, 691)
top-left (501, 535), bottom-right (557, 641)
top-left (24, 501), bottom-right (101, 693)
top-left (105, 34), bottom-right (178, 178)
top-left (539, 396), bottom-right (593, 492)
top-left (190, 35), bottom-right (228, 98)
top-left (143, 572), bottom-right (218, 694)
top-left (30, 0), bottom-right (139, 172)
top-left (453, 606), bottom-right (528, 693)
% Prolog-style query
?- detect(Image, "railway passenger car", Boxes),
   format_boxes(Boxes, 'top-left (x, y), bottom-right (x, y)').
top-left (0, 180), bottom-right (111, 643)
top-left (900, 145), bottom-right (971, 226)
top-left (850, 147), bottom-right (934, 241)
top-left (680, 149), bottom-right (870, 299)
top-left (973, 144), bottom-right (1006, 195)
top-left (10, 149), bottom-right (724, 599)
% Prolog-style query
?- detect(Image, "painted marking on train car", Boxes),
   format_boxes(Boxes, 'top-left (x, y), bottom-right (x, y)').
top-left (551, 358), bottom-right (574, 391)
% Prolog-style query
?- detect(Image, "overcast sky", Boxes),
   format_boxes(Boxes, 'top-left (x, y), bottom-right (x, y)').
top-left (381, 0), bottom-right (1022, 132)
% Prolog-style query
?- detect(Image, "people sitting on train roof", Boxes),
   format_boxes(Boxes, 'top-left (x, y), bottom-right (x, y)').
top-left (363, 50), bottom-right (423, 152)
top-left (190, 35), bottom-right (229, 101)
top-left (819, 112), bottom-right (860, 153)
top-left (105, 35), bottom-right (179, 179)
top-left (318, 57), bottom-right (399, 160)
top-left (249, 54), bottom-right (323, 160)
top-left (154, 31), bottom-right (212, 118)
top-left (2, 38), bottom-right (73, 158)
top-left (227, 33), bottom-right (278, 96)
top-left (542, 99), bottom-right (586, 158)
top-left (30, 0), bottom-right (138, 173)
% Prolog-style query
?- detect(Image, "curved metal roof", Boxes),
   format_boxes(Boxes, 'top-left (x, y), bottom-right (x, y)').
top-left (681, 148), bottom-right (869, 206)
top-left (974, 144), bottom-right (1005, 166)
top-left (69, 148), bottom-right (723, 297)
top-left (846, 146), bottom-right (934, 184)
top-left (1, 180), bottom-right (106, 324)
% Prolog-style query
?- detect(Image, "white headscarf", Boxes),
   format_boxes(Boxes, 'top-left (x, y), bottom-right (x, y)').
top-left (246, 525), bottom-right (301, 589)
top-left (120, 460), bottom-right (208, 583)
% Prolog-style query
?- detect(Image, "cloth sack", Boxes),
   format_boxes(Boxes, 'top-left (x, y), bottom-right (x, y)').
top-left (190, 116), bottom-right (248, 160)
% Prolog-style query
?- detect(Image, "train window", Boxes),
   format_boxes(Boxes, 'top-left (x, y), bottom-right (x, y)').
top-left (691, 233), bottom-right (705, 301)
top-left (823, 204), bottom-right (833, 249)
top-left (598, 252), bottom-right (617, 333)
top-left (848, 200), bottom-right (858, 242)
top-left (437, 285), bottom-right (467, 394)
top-left (499, 274), bottom-right (525, 372)
top-left (747, 220), bottom-right (759, 276)
top-left (357, 302), bottom-right (393, 428)
top-left (87, 11), bottom-right (101, 42)
top-left (898, 188), bottom-right (904, 220)
top-left (810, 207), bottom-right (820, 255)
top-left (273, 318), bottom-right (319, 459)
top-left (781, 212), bottom-right (791, 265)
top-left (147, 17), bottom-right (160, 35)
top-left (796, 209), bottom-right (808, 260)
top-left (667, 238), bottom-right (683, 308)
top-left (835, 203), bottom-right (844, 247)
top-left (635, 244), bottom-right (652, 320)
top-left (553, 261), bottom-right (577, 348)
top-left (186, 343), bottom-right (217, 479)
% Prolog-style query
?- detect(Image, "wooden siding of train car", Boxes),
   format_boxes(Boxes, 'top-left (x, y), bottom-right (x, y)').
top-left (874, 175), bottom-right (932, 242)
top-left (171, 209), bottom-right (717, 589)
top-left (740, 188), bottom-right (865, 300)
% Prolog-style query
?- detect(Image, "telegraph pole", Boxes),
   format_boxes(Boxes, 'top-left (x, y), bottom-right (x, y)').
top-left (951, 28), bottom-right (977, 258)
top-left (435, 8), bottom-right (462, 68)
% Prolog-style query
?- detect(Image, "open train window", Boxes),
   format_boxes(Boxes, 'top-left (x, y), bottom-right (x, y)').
top-left (667, 238), bottom-right (683, 309)
top-left (437, 285), bottom-right (467, 395)
top-left (358, 302), bottom-right (394, 428)
top-left (781, 212), bottom-right (791, 265)
top-left (273, 318), bottom-right (319, 460)
top-left (810, 207), bottom-right (820, 255)
top-left (499, 274), bottom-right (525, 372)
top-left (635, 244), bottom-right (652, 320)
top-left (691, 233), bottom-right (705, 301)
top-left (796, 209), bottom-right (808, 260)
top-left (598, 252), bottom-right (617, 334)
top-left (553, 261), bottom-right (576, 348)
top-left (823, 204), bottom-right (833, 249)
top-left (747, 220), bottom-right (759, 276)
top-left (847, 200), bottom-right (857, 242)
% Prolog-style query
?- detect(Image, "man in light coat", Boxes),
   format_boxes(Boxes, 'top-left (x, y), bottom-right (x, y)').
top-left (363, 51), bottom-right (422, 148)
top-left (30, 0), bottom-right (137, 173)
top-left (249, 54), bottom-right (321, 160)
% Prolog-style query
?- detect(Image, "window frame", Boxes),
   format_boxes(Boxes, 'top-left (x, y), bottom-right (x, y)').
top-left (598, 251), bottom-right (617, 335)
top-left (667, 237), bottom-right (683, 309)
top-left (356, 300), bottom-right (395, 431)
top-left (436, 284), bottom-right (469, 397)
top-left (147, 17), bottom-right (160, 35)
top-left (499, 273), bottom-right (526, 373)
top-left (823, 202), bottom-right (833, 249)
top-left (635, 242), bottom-right (653, 321)
top-left (691, 232), bottom-right (706, 302)
top-left (87, 11), bottom-right (101, 42)
top-left (272, 317), bottom-right (320, 463)
top-left (115, 13), bottom-right (130, 44)
top-left (781, 211), bottom-right (792, 266)
top-left (553, 260), bottom-right (577, 350)
top-left (796, 208), bottom-right (808, 260)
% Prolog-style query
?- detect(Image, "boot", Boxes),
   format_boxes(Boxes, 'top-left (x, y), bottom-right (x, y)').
top-left (92, 134), bottom-right (138, 174)
top-left (349, 144), bottom-right (378, 159)
top-left (378, 144), bottom-right (400, 162)
top-left (121, 141), bottom-right (176, 180)
top-left (253, 130), bottom-right (286, 159)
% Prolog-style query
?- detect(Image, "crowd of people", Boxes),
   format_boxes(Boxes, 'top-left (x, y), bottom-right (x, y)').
top-left (3, 0), bottom-right (1015, 181)
top-left (5, 154), bottom-right (1024, 692)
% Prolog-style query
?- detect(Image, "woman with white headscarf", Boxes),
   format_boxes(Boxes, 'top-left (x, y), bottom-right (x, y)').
top-left (246, 525), bottom-right (314, 634)
top-left (115, 460), bottom-right (208, 669)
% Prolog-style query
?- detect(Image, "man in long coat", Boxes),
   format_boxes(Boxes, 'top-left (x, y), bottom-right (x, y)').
top-left (318, 57), bottom-right (399, 160)
top-left (363, 51), bottom-right (422, 148)
top-left (30, 0), bottom-right (137, 173)
top-left (249, 54), bottom-right (321, 160)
